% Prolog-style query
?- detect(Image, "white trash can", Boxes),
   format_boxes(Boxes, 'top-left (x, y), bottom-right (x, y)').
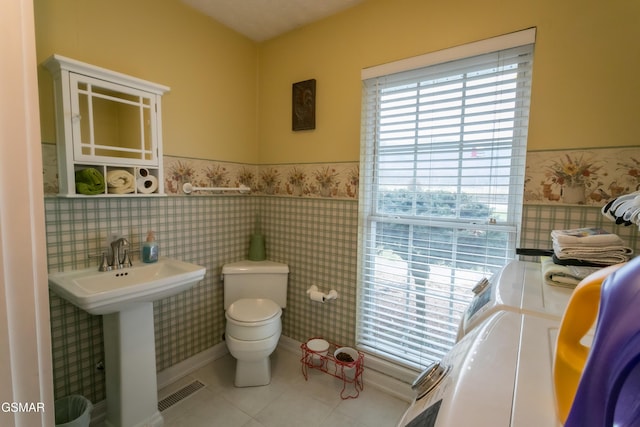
top-left (54, 395), bottom-right (92, 427)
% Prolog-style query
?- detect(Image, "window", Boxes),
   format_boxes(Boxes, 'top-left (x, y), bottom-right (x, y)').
top-left (357, 29), bottom-right (535, 370)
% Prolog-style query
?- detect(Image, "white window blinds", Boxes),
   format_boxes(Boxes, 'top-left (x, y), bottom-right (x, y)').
top-left (357, 30), bottom-right (535, 370)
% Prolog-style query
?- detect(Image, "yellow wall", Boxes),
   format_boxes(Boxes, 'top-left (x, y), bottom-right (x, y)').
top-left (35, 0), bottom-right (259, 163)
top-left (35, 0), bottom-right (640, 166)
top-left (258, 0), bottom-right (640, 164)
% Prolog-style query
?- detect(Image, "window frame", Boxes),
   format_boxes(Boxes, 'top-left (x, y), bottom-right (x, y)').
top-left (357, 29), bottom-right (536, 371)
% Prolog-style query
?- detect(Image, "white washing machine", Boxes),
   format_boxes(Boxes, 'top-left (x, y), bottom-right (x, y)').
top-left (398, 310), bottom-right (562, 427)
top-left (399, 260), bottom-right (594, 426)
top-left (457, 260), bottom-right (574, 340)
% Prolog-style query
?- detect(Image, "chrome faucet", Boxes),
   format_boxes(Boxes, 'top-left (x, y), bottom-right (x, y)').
top-left (111, 237), bottom-right (132, 269)
top-left (99, 237), bottom-right (132, 271)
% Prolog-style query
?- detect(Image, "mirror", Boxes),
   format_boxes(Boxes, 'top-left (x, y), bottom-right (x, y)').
top-left (74, 75), bottom-right (155, 161)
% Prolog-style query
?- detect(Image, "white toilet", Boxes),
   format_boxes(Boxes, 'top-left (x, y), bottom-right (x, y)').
top-left (222, 260), bottom-right (289, 387)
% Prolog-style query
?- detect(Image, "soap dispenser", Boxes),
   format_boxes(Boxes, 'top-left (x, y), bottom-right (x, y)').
top-left (142, 230), bottom-right (158, 263)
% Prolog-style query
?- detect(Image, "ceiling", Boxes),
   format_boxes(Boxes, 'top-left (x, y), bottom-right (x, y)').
top-left (181, 0), bottom-right (366, 42)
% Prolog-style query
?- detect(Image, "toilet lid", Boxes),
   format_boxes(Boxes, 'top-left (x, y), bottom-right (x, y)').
top-left (227, 298), bottom-right (281, 322)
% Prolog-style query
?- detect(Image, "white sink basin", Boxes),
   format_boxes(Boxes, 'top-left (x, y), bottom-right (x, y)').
top-left (49, 257), bottom-right (206, 315)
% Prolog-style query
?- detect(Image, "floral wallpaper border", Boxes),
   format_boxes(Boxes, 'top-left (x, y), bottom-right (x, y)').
top-left (42, 144), bottom-right (640, 204)
top-left (41, 144), bottom-right (359, 199)
top-left (524, 147), bottom-right (640, 206)
top-left (164, 157), bottom-right (359, 199)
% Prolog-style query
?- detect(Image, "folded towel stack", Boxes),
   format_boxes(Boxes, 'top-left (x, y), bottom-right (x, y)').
top-left (540, 256), bottom-right (600, 288)
top-left (106, 170), bottom-right (136, 194)
top-left (75, 168), bottom-right (105, 195)
top-left (551, 227), bottom-right (633, 266)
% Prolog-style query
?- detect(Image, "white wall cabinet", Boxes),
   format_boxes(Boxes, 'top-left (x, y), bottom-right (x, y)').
top-left (44, 54), bottom-right (170, 196)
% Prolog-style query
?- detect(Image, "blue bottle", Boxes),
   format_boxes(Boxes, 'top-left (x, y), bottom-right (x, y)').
top-left (142, 230), bottom-right (158, 263)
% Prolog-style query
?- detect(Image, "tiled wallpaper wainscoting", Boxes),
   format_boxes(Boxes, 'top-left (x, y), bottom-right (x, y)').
top-left (260, 197), bottom-right (359, 347)
top-left (45, 195), bottom-right (260, 402)
top-left (45, 194), bottom-right (360, 404)
top-left (44, 190), bottom-right (638, 406)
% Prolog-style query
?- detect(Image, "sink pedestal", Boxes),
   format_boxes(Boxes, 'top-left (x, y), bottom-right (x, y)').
top-left (103, 302), bottom-right (163, 427)
top-left (48, 257), bottom-right (207, 426)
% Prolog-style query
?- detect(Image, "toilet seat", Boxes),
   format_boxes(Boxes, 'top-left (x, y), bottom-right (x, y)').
top-left (226, 298), bottom-right (282, 325)
top-left (226, 328), bottom-right (281, 360)
top-left (225, 298), bottom-right (282, 341)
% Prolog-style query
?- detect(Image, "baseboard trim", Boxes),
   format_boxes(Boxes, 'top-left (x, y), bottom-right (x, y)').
top-left (89, 400), bottom-right (106, 427)
top-left (90, 343), bottom-right (229, 427)
top-left (156, 343), bottom-right (229, 390)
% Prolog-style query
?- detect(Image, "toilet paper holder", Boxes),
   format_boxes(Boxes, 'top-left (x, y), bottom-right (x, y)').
top-left (307, 285), bottom-right (338, 303)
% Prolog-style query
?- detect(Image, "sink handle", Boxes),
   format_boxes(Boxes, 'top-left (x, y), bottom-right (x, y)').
top-left (121, 249), bottom-right (133, 268)
top-left (99, 252), bottom-right (112, 272)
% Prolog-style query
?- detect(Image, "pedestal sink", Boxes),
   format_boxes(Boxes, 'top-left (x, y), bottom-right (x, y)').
top-left (49, 257), bottom-right (206, 427)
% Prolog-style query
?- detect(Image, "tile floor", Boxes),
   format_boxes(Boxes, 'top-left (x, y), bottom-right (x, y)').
top-left (158, 347), bottom-right (410, 427)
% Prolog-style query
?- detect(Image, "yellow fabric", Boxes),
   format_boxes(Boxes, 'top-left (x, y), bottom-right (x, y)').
top-left (106, 170), bottom-right (135, 194)
top-left (553, 263), bottom-right (625, 423)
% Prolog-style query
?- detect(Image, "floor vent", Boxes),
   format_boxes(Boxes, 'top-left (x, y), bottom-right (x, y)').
top-left (158, 380), bottom-right (205, 412)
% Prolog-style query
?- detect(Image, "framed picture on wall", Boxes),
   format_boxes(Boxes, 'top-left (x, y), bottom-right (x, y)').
top-left (292, 79), bottom-right (316, 131)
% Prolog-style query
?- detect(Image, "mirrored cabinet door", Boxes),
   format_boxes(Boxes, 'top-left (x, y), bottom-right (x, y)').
top-left (70, 73), bottom-right (158, 165)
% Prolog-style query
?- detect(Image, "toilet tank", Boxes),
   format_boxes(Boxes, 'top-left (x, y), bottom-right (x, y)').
top-left (222, 260), bottom-right (289, 309)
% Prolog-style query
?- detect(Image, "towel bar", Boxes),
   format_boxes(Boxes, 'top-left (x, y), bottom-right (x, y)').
top-left (182, 182), bottom-right (251, 194)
